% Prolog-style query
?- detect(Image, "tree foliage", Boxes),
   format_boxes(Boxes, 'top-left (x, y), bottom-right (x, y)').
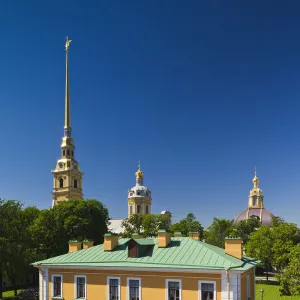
top-left (169, 213), bottom-right (203, 237)
top-left (234, 218), bottom-right (260, 244)
top-left (0, 198), bottom-right (109, 297)
top-left (0, 200), bottom-right (41, 296)
top-left (121, 214), bottom-right (170, 237)
top-left (278, 244), bottom-right (300, 296)
top-left (31, 199), bottom-right (109, 257)
top-left (205, 218), bottom-right (234, 248)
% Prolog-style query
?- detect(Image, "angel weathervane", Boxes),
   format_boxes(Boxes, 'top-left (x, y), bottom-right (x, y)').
top-left (65, 36), bottom-right (72, 51)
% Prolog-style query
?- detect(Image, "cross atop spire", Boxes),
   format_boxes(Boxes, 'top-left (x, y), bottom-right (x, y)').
top-left (138, 160), bottom-right (141, 171)
top-left (64, 36), bottom-right (72, 136)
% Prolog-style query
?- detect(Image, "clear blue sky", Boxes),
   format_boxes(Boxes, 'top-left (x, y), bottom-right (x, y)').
top-left (1, 1), bottom-right (300, 227)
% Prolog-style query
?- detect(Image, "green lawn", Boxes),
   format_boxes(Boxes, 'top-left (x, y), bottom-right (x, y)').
top-left (256, 283), bottom-right (300, 300)
top-left (2, 290), bottom-right (23, 299)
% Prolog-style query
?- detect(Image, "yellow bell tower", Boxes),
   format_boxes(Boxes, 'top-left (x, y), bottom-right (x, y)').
top-left (51, 37), bottom-right (84, 206)
top-left (128, 161), bottom-right (152, 217)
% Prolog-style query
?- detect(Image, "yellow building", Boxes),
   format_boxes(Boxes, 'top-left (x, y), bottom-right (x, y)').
top-left (51, 38), bottom-right (84, 206)
top-left (34, 232), bottom-right (258, 300)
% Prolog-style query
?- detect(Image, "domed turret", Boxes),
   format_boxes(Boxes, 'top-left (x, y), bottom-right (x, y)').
top-left (128, 161), bottom-right (152, 217)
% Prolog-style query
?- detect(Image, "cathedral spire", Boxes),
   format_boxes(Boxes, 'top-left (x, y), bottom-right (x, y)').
top-left (51, 37), bottom-right (84, 206)
top-left (64, 37), bottom-right (72, 137)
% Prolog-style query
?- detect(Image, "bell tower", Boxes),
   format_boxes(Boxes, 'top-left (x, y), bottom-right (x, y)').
top-left (246, 171), bottom-right (264, 220)
top-left (51, 37), bottom-right (84, 206)
top-left (127, 162), bottom-right (152, 217)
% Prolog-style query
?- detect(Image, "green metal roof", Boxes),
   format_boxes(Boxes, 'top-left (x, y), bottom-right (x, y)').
top-left (133, 238), bottom-right (156, 246)
top-left (33, 237), bottom-right (258, 271)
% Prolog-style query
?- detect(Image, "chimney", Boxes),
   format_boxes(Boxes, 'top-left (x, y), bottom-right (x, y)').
top-left (104, 233), bottom-right (119, 251)
top-left (82, 240), bottom-right (94, 249)
top-left (189, 232), bottom-right (200, 241)
top-left (158, 230), bottom-right (171, 248)
top-left (132, 232), bottom-right (143, 239)
top-left (174, 232), bottom-right (183, 237)
top-left (224, 237), bottom-right (243, 259)
top-left (68, 240), bottom-right (82, 253)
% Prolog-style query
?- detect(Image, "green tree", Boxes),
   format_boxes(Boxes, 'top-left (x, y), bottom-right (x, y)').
top-left (121, 214), bottom-right (144, 237)
top-left (30, 199), bottom-right (109, 257)
top-left (278, 244), bottom-right (300, 296)
top-left (205, 218), bottom-right (234, 248)
top-left (246, 226), bottom-right (273, 282)
top-left (272, 216), bottom-right (286, 227)
top-left (169, 213), bottom-right (203, 237)
top-left (271, 223), bottom-right (300, 271)
top-left (0, 200), bottom-right (41, 296)
top-left (234, 218), bottom-right (260, 244)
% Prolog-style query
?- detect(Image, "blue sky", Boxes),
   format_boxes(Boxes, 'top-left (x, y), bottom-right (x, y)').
top-left (1, 1), bottom-right (300, 227)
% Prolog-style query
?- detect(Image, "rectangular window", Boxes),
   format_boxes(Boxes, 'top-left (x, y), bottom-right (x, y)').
top-left (199, 281), bottom-right (216, 300)
top-left (107, 277), bottom-right (120, 300)
top-left (137, 205), bottom-right (141, 214)
top-left (75, 276), bottom-right (86, 299)
top-left (166, 280), bottom-right (181, 300)
top-left (146, 206), bottom-right (149, 214)
top-left (52, 275), bottom-right (62, 297)
top-left (128, 278), bottom-right (141, 300)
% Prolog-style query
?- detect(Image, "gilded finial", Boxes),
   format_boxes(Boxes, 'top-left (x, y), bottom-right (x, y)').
top-left (135, 160), bottom-right (144, 178)
top-left (253, 168), bottom-right (259, 189)
top-left (65, 36), bottom-right (72, 51)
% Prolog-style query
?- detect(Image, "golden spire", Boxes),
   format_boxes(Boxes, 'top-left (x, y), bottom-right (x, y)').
top-left (135, 160), bottom-right (144, 178)
top-left (252, 168), bottom-right (259, 189)
top-left (64, 36), bottom-right (72, 136)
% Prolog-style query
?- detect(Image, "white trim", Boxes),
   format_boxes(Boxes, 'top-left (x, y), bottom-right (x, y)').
top-left (127, 277), bottom-right (141, 300)
top-left (74, 275), bottom-right (87, 300)
top-left (166, 279), bottom-right (182, 300)
top-left (198, 280), bottom-right (216, 300)
top-left (43, 268), bottom-right (49, 300)
top-left (43, 264), bottom-right (245, 274)
top-left (51, 274), bottom-right (63, 297)
top-left (107, 276), bottom-right (121, 300)
top-left (39, 270), bottom-right (43, 300)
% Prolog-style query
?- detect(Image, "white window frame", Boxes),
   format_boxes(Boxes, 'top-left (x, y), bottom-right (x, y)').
top-left (51, 274), bottom-right (63, 298)
top-left (74, 275), bottom-right (87, 299)
top-left (166, 279), bottom-right (182, 300)
top-left (127, 277), bottom-right (141, 300)
top-left (198, 280), bottom-right (216, 300)
top-left (107, 276), bottom-right (121, 300)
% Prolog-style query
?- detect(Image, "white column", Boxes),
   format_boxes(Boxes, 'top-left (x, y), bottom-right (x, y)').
top-left (39, 270), bottom-right (43, 300)
top-left (221, 271), bottom-right (241, 300)
top-left (43, 268), bottom-right (49, 300)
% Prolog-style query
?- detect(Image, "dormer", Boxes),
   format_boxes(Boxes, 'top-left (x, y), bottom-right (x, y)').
top-left (127, 238), bottom-right (155, 258)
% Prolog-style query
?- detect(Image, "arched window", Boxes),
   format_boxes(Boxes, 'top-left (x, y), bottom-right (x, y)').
top-left (63, 150), bottom-right (65, 156)
top-left (67, 150), bottom-right (70, 156)
top-left (146, 206), bottom-right (149, 214)
top-left (137, 205), bottom-right (141, 214)
top-left (130, 206), bottom-right (132, 215)
top-left (72, 151), bottom-right (74, 156)
top-left (59, 178), bottom-right (64, 188)
top-left (74, 179), bottom-right (78, 188)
